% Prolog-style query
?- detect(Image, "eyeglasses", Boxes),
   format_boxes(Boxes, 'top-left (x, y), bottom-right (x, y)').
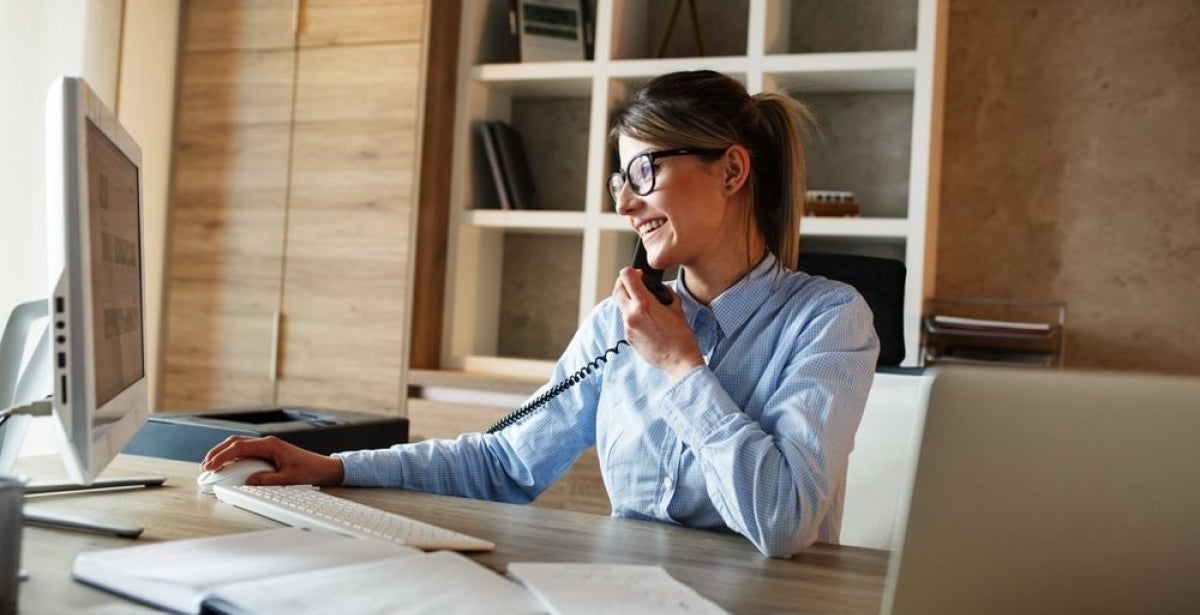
top-left (608, 148), bottom-right (726, 203)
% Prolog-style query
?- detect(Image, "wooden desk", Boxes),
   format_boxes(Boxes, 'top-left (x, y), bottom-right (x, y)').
top-left (17, 454), bottom-right (889, 614)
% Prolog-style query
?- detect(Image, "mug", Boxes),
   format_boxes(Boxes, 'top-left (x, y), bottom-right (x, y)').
top-left (0, 475), bottom-right (23, 615)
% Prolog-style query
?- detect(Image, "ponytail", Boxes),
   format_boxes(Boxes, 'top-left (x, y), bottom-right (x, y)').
top-left (748, 92), bottom-right (815, 271)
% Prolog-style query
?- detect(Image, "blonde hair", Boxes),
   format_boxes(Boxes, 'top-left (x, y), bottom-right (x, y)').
top-left (610, 70), bottom-right (815, 270)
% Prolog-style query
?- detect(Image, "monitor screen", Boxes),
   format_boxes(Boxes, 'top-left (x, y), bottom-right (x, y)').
top-left (85, 119), bottom-right (144, 409)
top-left (45, 76), bottom-right (149, 485)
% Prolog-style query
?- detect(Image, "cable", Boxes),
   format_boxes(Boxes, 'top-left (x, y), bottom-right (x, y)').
top-left (484, 340), bottom-right (630, 434)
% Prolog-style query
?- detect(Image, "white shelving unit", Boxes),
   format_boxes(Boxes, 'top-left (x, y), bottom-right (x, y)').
top-left (442, 0), bottom-right (946, 378)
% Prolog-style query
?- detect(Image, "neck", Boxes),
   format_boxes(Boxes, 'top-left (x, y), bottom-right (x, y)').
top-left (681, 241), bottom-right (767, 305)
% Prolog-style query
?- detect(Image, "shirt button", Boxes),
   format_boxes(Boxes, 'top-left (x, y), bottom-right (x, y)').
top-left (663, 476), bottom-right (673, 489)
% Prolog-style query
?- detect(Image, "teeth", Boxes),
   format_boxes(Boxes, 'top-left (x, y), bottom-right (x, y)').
top-left (637, 219), bottom-right (664, 235)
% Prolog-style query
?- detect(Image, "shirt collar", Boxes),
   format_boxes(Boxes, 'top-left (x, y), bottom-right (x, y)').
top-left (672, 253), bottom-right (780, 337)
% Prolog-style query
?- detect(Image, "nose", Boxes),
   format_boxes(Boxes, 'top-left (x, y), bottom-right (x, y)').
top-left (614, 183), bottom-right (639, 215)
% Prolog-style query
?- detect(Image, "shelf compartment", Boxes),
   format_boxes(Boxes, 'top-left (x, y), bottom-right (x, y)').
top-left (765, 0), bottom-right (919, 55)
top-left (495, 232), bottom-right (584, 361)
top-left (606, 57), bottom-right (751, 79)
top-left (800, 91), bottom-right (915, 219)
top-left (462, 355), bottom-right (556, 381)
top-left (468, 94), bottom-right (591, 212)
top-left (610, 0), bottom-right (750, 61)
top-left (763, 51), bottom-right (917, 92)
top-left (465, 210), bottom-right (590, 231)
top-left (472, 65), bottom-right (594, 97)
top-left (801, 217), bottom-right (909, 239)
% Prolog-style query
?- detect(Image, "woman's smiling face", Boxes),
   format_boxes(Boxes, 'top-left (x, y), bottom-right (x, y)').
top-left (613, 135), bottom-right (730, 271)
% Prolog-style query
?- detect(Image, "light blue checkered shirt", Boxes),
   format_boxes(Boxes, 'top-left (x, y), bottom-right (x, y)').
top-left (336, 254), bottom-right (879, 556)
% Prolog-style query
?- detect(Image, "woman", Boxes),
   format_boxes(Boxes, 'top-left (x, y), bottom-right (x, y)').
top-left (201, 70), bottom-right (879, 557)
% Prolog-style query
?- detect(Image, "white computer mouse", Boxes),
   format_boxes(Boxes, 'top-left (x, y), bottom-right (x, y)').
top-left (196, 458), bottom-right (276, 495)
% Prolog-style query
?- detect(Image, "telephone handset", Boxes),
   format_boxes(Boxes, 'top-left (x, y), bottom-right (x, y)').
top-left (633, 240), bottom-right (673, 306)
top-left (484, 239), bottom-right (670, 433)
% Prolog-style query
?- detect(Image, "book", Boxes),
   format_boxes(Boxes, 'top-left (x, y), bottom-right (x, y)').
top-left (72, 527), bottom-right (540, 615)
top-left (477, 121), bottom-right (514, 209)
top-left (507, 562), bottom-right (729, 614)
top-left (491, 120), bottom-right (539, 210)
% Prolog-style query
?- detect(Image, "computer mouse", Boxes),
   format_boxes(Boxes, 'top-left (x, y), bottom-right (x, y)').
top-left (196, 458), bottom-right (275, 495)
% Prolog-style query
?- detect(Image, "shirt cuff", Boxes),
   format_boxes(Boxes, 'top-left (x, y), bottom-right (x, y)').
top-left (662, 365), bottom-right (736, 446)
top-left (332, 449), bottom-right (396, 487)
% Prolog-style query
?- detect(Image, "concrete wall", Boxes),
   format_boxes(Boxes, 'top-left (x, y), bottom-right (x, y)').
top-left (938, 0), bottom-right (1199, 375)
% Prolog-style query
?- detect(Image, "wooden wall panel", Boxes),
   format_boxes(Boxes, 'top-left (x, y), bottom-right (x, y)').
top-left (163, 21), bottom-right (293, 410)
top-left (183, 0), bottom-right (295, 52)
top-left (299, 0), bottom-right (425, 46)
top-left (276, 41), bottom-right (424, 412)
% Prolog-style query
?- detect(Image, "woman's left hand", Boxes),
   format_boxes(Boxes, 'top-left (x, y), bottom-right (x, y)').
top-left (613, 267), bottom-right (704, 382)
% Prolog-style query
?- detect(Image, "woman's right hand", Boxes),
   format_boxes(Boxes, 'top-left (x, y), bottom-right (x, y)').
top-left (200, 435), bottom-right (344, 486)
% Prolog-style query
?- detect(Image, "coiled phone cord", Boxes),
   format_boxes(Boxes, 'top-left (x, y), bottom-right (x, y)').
top-left (484, 340), bottom-right (630, 434)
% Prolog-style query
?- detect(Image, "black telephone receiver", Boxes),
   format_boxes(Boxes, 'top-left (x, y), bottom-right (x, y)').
top-left (633, 239), bottom-right (673, 305)
top-left (484, 239), bottom-right (671, 433)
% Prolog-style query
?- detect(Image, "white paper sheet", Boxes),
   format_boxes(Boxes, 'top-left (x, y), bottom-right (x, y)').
top-left (507, 563), bottom-right (729, 615)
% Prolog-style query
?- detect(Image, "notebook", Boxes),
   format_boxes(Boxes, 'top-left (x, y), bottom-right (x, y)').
top-left (72, 527), bottom-right (540, 614)
top-left (883, 366), bottom-right (1200, 615)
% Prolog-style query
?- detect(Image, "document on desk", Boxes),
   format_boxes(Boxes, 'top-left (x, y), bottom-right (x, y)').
top-left (507, 563), bottom-right (729, 615)
top-left (72, 527), bottom-right (541, 614)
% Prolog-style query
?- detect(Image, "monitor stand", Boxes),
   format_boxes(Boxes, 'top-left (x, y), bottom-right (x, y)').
top-left (2, 302), bottom-right (164, 539)
top-left (3, 401), bottom-right (165, 538)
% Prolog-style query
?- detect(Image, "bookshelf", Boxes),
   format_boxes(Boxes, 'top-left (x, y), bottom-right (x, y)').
top-left (440, 0), bottom-right (947, 378)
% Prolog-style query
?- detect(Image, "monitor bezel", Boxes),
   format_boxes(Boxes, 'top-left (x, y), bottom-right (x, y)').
top-left (45, 76), bottom-right (148, 485)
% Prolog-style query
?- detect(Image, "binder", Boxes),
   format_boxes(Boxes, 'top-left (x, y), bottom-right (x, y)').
top-left (477, 121), bottom-right (513, 209)
top-left (491, 121), bottom-right (539, 210)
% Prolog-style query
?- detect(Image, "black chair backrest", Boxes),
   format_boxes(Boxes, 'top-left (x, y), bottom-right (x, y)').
top-left (798, 252), bottom-right (906, 367)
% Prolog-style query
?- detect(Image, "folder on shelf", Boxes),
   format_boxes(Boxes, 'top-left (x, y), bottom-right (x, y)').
top-left (477, 121), bottom-right (513, 209)
top-left (491, 120), bottom-right (539, 210)
top-left (927, 314), bottom-right (1054, 336)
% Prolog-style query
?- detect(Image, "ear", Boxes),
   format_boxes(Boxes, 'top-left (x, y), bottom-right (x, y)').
top-left (721, 144), bottom-right (752, 196)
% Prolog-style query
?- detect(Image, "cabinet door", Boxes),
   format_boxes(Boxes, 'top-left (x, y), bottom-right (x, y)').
top-left (275, 4), bottom-right (426, 412)
top-left (161, 1), bottom-right (295, 410)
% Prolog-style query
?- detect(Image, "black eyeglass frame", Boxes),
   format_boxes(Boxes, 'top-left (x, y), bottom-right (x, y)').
top-left (608, 147), bottom-right (727, 203)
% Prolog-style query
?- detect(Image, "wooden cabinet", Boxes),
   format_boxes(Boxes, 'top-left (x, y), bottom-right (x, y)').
top-left (435, 0), bottom-right (948, 378)
top-left (162, 0), bottom-right (429, 413)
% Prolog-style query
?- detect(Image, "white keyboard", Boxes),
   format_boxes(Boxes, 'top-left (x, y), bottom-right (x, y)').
top-left (214, 485), bottom-right (495, 552)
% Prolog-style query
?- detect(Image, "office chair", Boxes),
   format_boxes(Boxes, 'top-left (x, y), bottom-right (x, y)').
top-left (797, 253), bottom-right (915, 550)
top-left (797, 252), bottom-right (906, 367)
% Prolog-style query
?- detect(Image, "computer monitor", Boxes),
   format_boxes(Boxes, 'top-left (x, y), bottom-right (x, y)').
top-left (0, 76), bottom-right (159, 538)
top-left (882, 366), bottom-right (1200, 615)
top-left (43, 75), bottom-right (150, 486)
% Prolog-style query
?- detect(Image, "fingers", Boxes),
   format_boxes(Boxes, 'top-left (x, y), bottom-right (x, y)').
top-left (613, 267), bottom-right (656, 308)
top-left (200, 435), bottom-right (280, 471)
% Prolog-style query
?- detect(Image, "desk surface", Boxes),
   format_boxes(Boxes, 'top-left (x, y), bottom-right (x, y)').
top-left (17, 454), bottom-right (889, 614)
